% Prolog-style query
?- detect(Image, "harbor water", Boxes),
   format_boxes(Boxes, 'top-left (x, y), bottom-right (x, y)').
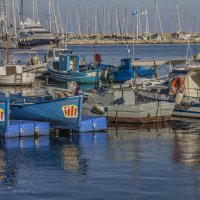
top-left (1, 44), bottom-right (200, 199)
top-left (1, 121), bottom-right (200, 199)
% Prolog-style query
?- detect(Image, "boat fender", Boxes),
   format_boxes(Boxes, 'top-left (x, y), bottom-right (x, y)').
top-left (19, 127), bottom-right (23, 136)
top-left (91, 105), bottom-right (108, 115)
top-left (104, 107), bottom-right (109, 112)
top-left (175, 92), bottom-right (183, 105)
top-left (190, 101), bottom-right (194, 106)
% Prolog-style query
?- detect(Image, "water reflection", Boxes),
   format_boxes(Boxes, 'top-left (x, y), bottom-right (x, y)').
top-left (62, 145), bottom-right (79, 172)
top-left (0, 83), bottom-right (45, 96)
top-left (0, 150), bottom-right (5, 183)
top-left (51, 133), bottom-right (89, 175)
top-left (171, 120), bottom-right (200, 166)
top-left (0, 136), bottom-right (50, 149)
top-left (0, 121), bottom-right (199, 198)
top-left (0, 136), bottom-right (50, 187)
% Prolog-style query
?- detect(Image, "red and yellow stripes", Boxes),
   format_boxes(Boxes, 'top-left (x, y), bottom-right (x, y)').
top-left (0, 108), bottom-right (5, 121)
top-left (62, 105), bottom-right (78, 118)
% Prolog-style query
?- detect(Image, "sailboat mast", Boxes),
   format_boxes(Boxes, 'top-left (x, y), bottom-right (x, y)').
top-left (33, 0), bottom-right (35, 21)
top-left (20, 0), bottom-right (23, 22)
top-left (12, 0), bottom-right (16, 37)
top-left (145, 10), bottom-right (148, 38)
top-left (176, 0), bottom-right (181, 33)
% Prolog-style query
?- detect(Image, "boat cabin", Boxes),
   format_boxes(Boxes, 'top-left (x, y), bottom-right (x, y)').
top-left (47, 48), bottom-right (73, 63)
top-left (58, 54), bottom-right (79, 72)
top-left (86, 87), bottom-right (136, 106)
top-left (169, 53), bottom-right (200, 98)
top-left (112, 58), bottom-right (155, 82)
top-left (112, 58), bottom-right (134, 82)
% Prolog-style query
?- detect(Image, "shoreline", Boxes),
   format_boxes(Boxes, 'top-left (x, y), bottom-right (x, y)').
top-left (2, 39), bottom-right (200, 50)
top-left (64, 39), bottom-right (200, 45)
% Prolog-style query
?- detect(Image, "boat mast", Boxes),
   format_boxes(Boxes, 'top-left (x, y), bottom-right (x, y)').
top-left (35, 0), bottom-right (39, 22)
top-left (57, 0), bottom-right (63, 34)
top-left (107, 8), bottom-right (112, 35)
top-left (48, 0), bottom-right (51, 32)
top-left (20, 0), bottom-right (23, 22)
top-left (136, 7), bottom-right (139, 41)
top-left (33, 0), bottom-right (35, 21)
top-left (154, 0), bottom-right (163, 36)
top-left (176, 0), bottom-right (181, 34)
top-left (12, 0), bottom-right (16, 38)
top-left (103, 5), bottom-right (106, 34)
top-left (115, 5), bottom-right (121, 36)
top-left (2, 0), bottom-right (8, 34)
top-left (124, 8), bottom-right (128, 36)
top-left (52, 0), bottom-right (58, 34)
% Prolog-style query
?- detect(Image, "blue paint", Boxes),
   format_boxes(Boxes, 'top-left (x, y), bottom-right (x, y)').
top-left (75, 116), bottom-right (107, 132)
top-left (10, 95), bottom-right (83, 129)
top-left (108, 58), bottom-right (154, 82)
top-left (48, 54), bottom-right (102, 84)
top-left (1, 120), bottom-right (50, 138)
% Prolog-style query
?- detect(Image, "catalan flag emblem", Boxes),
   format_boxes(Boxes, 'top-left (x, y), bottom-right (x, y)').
top-left (0, 108), bottom-right (5, 121)
top-left (62, 105), bottom-right (78, 118)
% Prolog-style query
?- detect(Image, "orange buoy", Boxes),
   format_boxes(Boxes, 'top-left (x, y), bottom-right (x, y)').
top-left (170, 77), bottom-right (185, 94)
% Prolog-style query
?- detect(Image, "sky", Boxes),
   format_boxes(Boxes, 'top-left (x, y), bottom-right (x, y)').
top-left (13, 0), bottom-right (200, 34)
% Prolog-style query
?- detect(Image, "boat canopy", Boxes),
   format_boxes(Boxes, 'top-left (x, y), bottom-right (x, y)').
top-left (132, 59), bottom-right (186, 67)
top-left (59, 54), bottom-right (79, 72)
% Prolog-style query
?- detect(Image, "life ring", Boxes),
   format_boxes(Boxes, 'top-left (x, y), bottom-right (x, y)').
top-left (170, 77), bottom-right (185, 94)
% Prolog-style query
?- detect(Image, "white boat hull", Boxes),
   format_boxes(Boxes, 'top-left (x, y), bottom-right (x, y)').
top-left (83, 101), bottom-right (175, 123)
top-left (173, 103), bottom-right (200, 118)
top-left (0, 72), bottom-right (35, 86)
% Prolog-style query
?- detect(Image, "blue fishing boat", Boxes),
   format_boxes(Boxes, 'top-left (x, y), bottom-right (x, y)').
top-left (10, 95), bottom-right (83, 129)
top-left (0, 97), bottom-right (9, 132)
top-left (48, 54), bottom-right (102, 84)
top-left (103, 58), bottom-right (154, 82)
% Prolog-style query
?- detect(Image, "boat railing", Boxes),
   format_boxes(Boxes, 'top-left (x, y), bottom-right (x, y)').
top-left (135, 89), bottom-right (172, 104)
top-left (184, 87), bottom-right (200, 101)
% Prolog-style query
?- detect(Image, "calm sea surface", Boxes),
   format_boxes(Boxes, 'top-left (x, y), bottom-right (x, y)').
top-left (1, 44), bottom-right (200, 199)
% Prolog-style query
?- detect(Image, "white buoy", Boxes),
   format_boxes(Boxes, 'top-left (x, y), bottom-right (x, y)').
top-left (175, 92), bottom-right (183, 105)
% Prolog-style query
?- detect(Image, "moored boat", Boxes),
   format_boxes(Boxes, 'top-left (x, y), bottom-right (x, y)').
top-left (102, 58), bottom-right (155, 83)
top-left (17, 18), bottom-right (57, 48)
top-left (0, 64), bottom-right (35, 86)
top-left (10, 95), bottom-right (83, 129)
top-left (82, 85), bottom-right (175, 123)
top-left (11, 51), bottom-right (48, 76)
top-left (48, 53), bottom-right (102, 84)
top-left (168, 52), bottom-right (200, 118)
